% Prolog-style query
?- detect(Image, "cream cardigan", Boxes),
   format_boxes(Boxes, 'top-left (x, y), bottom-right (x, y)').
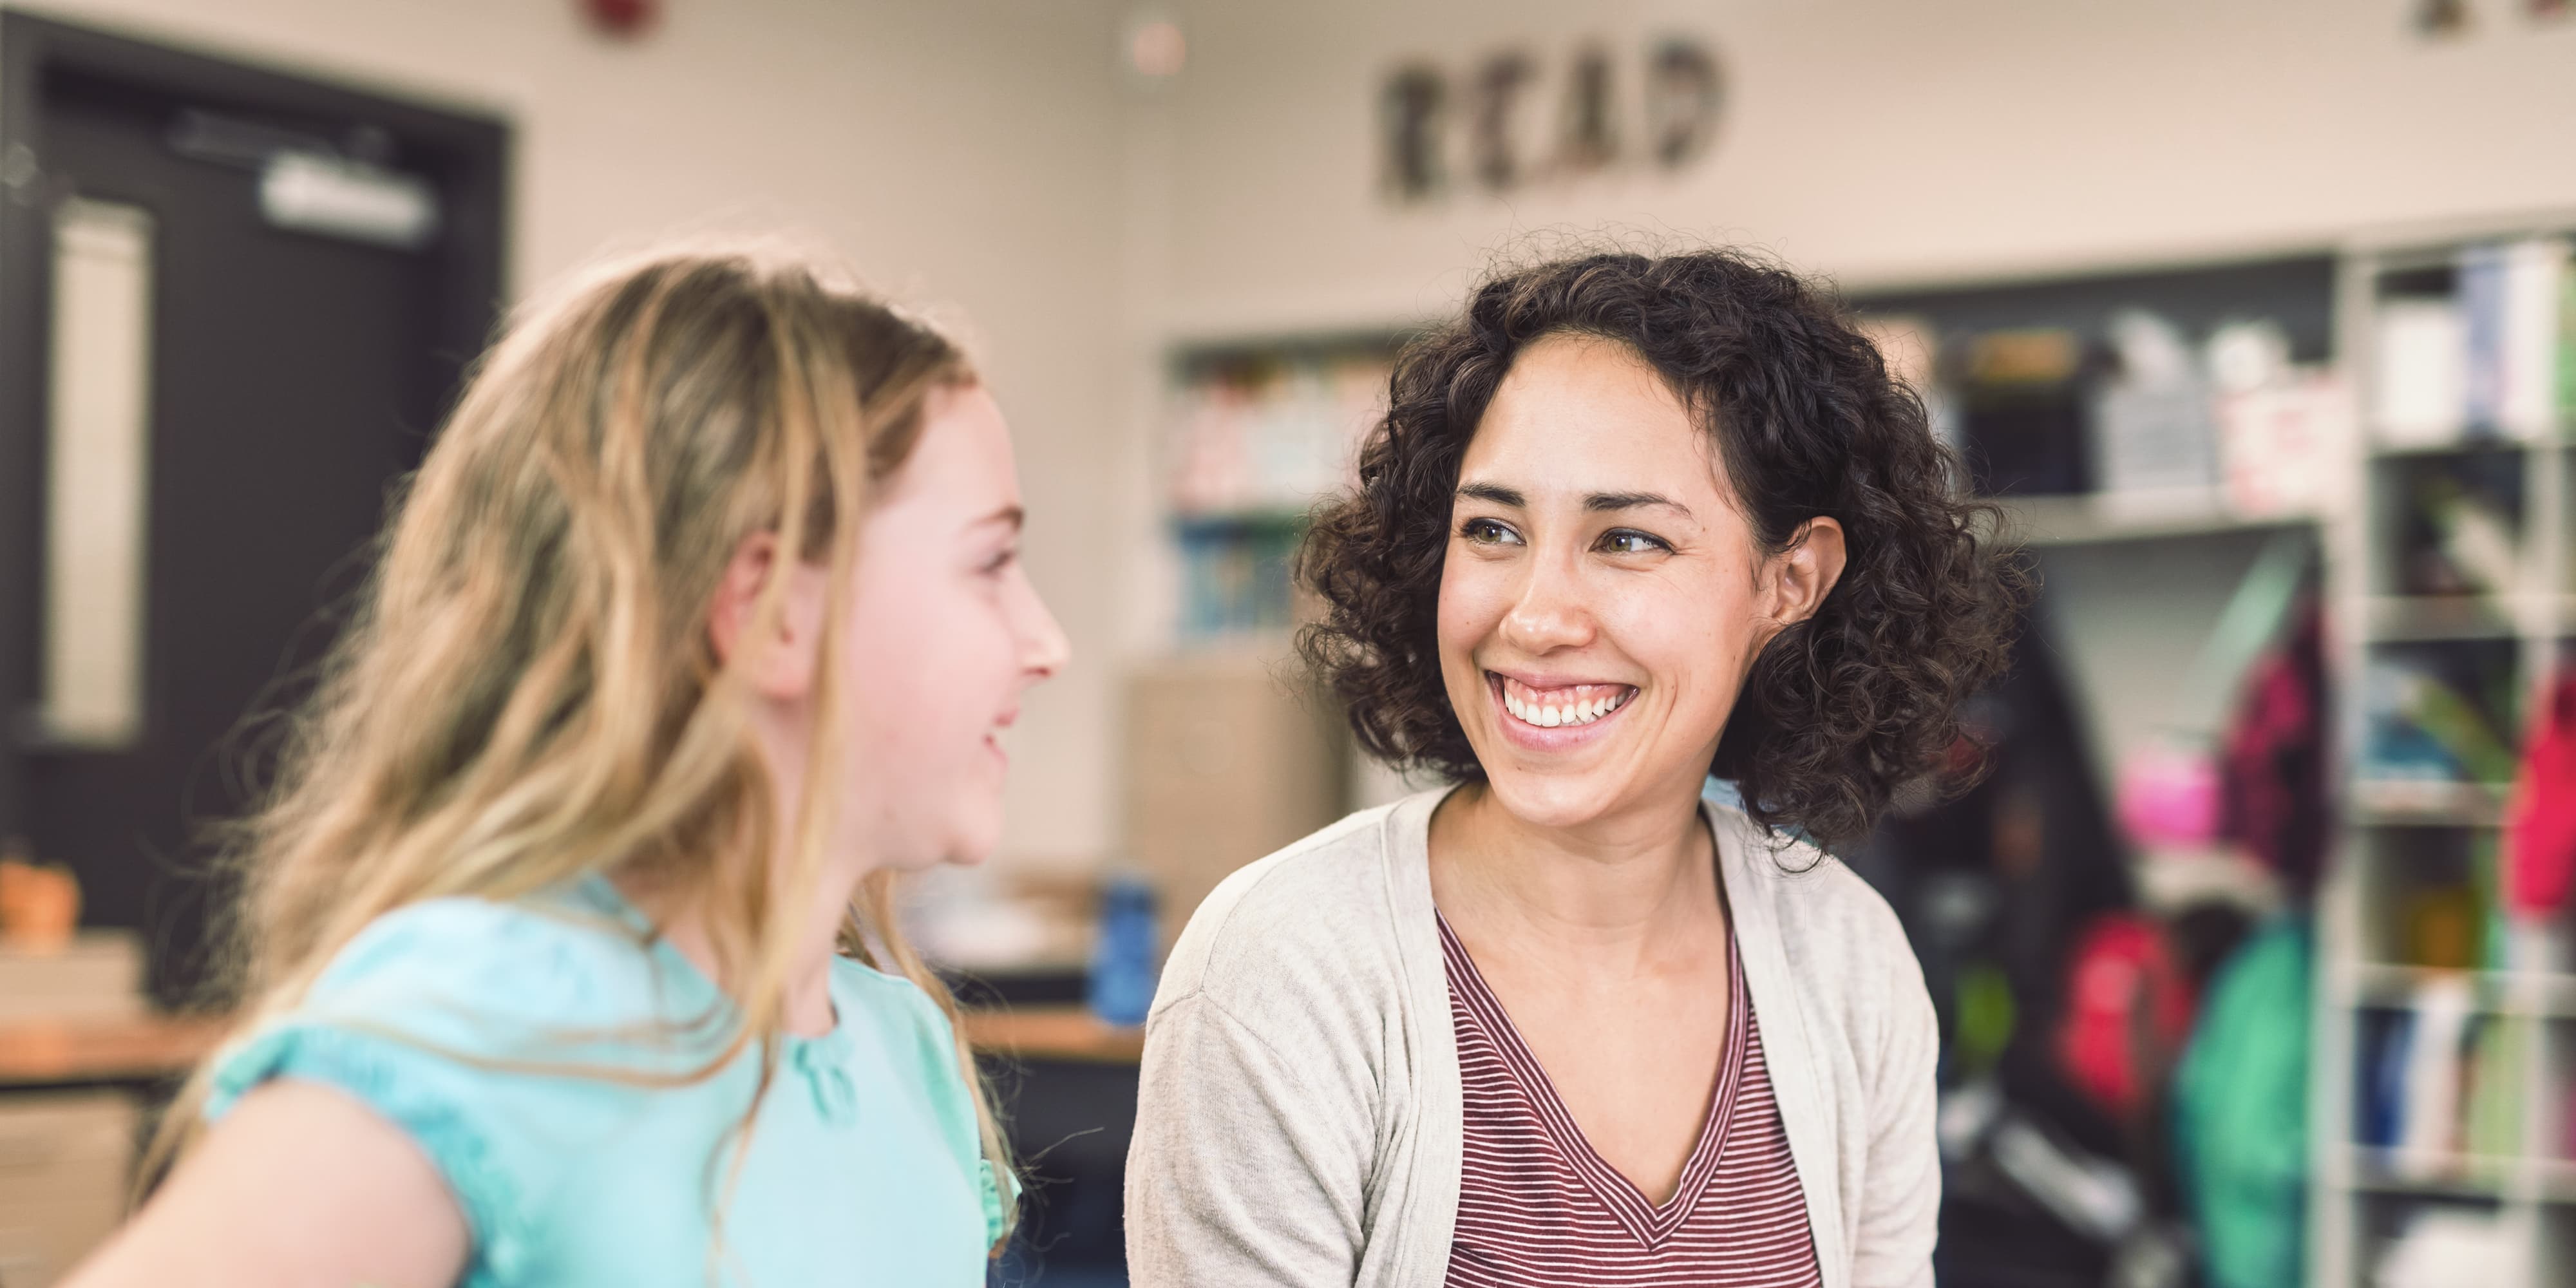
top-left (1123, 788), bottom-right (1941, 1288)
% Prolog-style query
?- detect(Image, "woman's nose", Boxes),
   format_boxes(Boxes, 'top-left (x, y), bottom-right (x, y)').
top-left (1499, 558), bottom-right (1595, 654)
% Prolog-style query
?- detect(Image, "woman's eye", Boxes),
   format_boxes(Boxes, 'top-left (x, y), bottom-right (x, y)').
top-left (1599, 529), bottom-right (1671, 555)
top-left (1460, 518), bottom-right (1522, 546)
top-left (981, 545), bottom-right (1020, 575)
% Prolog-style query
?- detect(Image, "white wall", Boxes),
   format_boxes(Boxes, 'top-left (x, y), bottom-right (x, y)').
top-left (19, 1), bottom-right (2575, 875)
top-left (22, 0), bottom-right (1132, 871)
top-left (1148, 0), bottom-right (2576, 332)
top-left (1126, 0), bottom-right (2576, 826)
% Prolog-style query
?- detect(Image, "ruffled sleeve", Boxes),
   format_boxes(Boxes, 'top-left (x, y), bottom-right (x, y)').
top-left (205, 1018), bottom-right (537, 1280)
top-left (979, 1159), bottom-right (1012, 1249)
top-left (200, 895), bottom-right (663, 1284)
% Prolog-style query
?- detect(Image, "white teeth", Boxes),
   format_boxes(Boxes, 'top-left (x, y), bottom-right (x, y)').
top-left (1499, 680), bottom-right (1634, 728)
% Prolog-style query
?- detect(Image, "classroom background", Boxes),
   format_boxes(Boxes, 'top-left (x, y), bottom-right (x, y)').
top-left (1, 3), bottom-right (2573, 1286)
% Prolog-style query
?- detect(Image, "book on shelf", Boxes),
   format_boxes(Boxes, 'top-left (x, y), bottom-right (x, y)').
top-left (2398, 978), bottom-right (2472, 1164)
top-left (2486, 239), bottom-right (2568, 438)
top-left (1173, 516), bottom-right (1302, 642)
top-left (2353, 980), bottom-right (2526, 1178)
top-left (2382, 441), bottom-right (2526, 601)
top-left (2362, 647), bottom-right (2519, 788)
top-left (2376, 297), bottom-right (2465, 449)
top-left (2376, 237), bottom-right (2572, 449)
top-left (1164, 344), bottom-right (1392, 646)
top-left (1166, 350), bottom-right (1389, 516)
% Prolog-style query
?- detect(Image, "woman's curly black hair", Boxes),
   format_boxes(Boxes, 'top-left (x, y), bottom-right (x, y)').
top-left (1297, 249), bottom-right (2030, 846)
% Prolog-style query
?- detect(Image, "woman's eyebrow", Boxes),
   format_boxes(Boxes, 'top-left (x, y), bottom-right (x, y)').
top-left (1586, 490), bottom-right (1692, 518)
top-left (1455, 482), bottom-right (1525, 507)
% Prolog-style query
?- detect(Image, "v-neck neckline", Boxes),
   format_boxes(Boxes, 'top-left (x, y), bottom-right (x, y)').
top-left (1437, 909), bottom-right (1751, 1250)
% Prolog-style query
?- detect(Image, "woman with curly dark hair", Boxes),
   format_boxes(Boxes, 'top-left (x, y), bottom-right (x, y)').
top-left (1124, 249), bottom-right (2024, 1288)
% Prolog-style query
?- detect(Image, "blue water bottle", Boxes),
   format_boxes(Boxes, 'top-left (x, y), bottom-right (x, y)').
top-left (1087, 874), bottom-right (1160, 1027)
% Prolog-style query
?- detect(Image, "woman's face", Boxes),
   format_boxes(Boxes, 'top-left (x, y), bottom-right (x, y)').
top-left (1435, 333), bottom-right (1823, 833)
top-left (835, 383), bottom-right (1068, 869)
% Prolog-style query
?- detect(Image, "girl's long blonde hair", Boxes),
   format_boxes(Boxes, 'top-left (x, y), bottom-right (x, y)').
top-left (146, 243), bottom-right (1014, 1244)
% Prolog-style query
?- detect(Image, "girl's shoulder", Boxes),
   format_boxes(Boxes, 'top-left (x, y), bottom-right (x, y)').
top-left (820, 957), bottom-right (1012, 1242)
top-left (202, 889), bottom-right (701, 1283)
top-left (823, 955), bottom-right (960, 1072)
top-left (298, 884), bottom-right (694, 1046)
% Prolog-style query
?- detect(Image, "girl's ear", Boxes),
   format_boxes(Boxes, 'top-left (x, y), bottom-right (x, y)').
top-left (1765, 516), bottom-right (1848, 629)
top-left (708, 531), bottom-right (828, 701)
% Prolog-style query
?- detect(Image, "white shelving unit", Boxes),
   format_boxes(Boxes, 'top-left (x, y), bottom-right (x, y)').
top-left (1999, 493), bottom-right (2318, 547)
top-left (2311, 220), bottom-right (2576, 1288)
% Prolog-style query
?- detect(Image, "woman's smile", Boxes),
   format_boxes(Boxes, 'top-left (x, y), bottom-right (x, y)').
top-left (1487, 670), bottom-right (1639, 750)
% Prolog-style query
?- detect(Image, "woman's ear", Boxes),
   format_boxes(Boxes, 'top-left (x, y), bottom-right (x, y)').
top-left (1765, 516), bottom-right (1848, 628)
top-left (708, 531), bottom-right (828, 701)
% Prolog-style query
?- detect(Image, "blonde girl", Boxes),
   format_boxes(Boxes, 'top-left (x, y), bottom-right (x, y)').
top-left (65, 244), bottom-right (1068, 1287)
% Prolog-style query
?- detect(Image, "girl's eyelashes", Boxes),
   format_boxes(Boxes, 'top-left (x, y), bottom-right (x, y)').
top-left (1459, 516), bottom-right (1523, 546)
top-left (980, 544), bottom-right (1021, 575)
top-left (1596, 527), bottom-right (1674, 555)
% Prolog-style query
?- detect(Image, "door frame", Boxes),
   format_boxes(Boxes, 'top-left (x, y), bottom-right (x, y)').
top-left (0, 10), bottom-right (507, 846)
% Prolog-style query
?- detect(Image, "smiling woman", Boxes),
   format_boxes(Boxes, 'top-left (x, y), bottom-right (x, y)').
top-left (1126, 249), bottom-right (2027, 1288)
top-left (1305, 253), bottom-right (2025, 846)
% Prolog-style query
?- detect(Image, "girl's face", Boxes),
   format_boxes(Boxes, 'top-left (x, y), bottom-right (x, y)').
top-left (835, 383), bottom-right (1068, 869)
top-left (1435, 333), bottom-right (1839, 833)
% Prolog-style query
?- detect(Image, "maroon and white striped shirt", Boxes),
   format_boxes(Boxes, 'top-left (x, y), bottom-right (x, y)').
top-left (1441, 913), bottom-right (1824, 1287)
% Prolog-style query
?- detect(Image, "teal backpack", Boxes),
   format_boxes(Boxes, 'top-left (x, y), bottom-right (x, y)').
top-left (2172, 916), bottom-right (2311, 1288)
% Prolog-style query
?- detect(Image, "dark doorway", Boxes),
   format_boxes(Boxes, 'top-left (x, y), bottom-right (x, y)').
top-left (0, 13), bottom-right (507, 1005)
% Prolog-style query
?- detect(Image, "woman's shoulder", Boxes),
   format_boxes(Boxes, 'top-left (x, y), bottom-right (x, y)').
top-left (1156, 799), bottom-right (1418, 1019)
top-left (1707, 799), bottom-right (1933, 1056)
top-left (1707, 800), bottom-right (1914, 969)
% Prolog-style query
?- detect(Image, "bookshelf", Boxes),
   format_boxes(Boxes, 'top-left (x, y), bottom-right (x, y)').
top-left (2311, 222), bottom-right (2576, 1288)
top-left (1154, 333), bottom-right (1404, 647)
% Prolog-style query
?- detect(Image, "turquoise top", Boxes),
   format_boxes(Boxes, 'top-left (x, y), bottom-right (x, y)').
top-left (204, 876), bottom-right (1007, 1287)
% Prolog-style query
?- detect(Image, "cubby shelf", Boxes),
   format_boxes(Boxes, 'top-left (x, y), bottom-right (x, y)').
top-left (2338, 963), bottom-right (2576, 1018)
top-left (2347, 779), bottom-right (2513, 827)
top-left (2367, 434), bottom-right (2570, 460)
top-left (2366, 596), bottom-right (2524, 641)
top-left (2338, 1151), bottom-right (2576, 1204)
top-left (2315, 219), bottom-right (2576, 1288)
top-left (1993, 493), bottom-right (2316, 546)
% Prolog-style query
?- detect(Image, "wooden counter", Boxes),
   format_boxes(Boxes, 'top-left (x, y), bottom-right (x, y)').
top-left (0, 1014), bottom-right (229, 1088)
top-left (1, 1005), bottom-right (1141, 1089)
top-left (958, 1005), bottom-right (1146, 1065)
